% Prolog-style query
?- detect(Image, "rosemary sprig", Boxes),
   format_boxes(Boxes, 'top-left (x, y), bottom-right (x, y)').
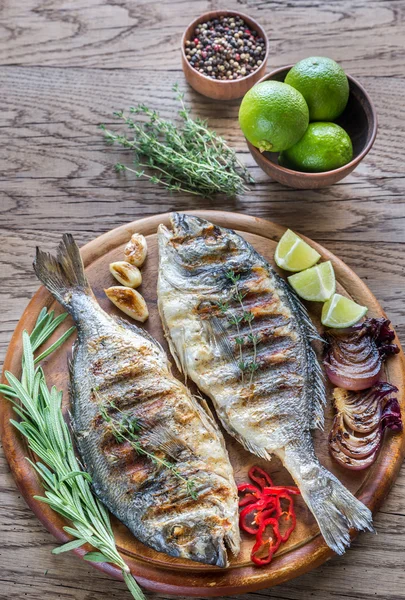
top-left (99, 400), bottom-right (197, 500)
top-left (225, 270), bottom-right (260, 385)
top-left (100, 84), bottom-right (254, 198)
top-left (0, 310), bottom-right (146, 600)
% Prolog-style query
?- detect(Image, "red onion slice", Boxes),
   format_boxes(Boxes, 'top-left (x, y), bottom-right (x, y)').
top-left (328, 443), bottom-right (380, 471)
top-left (329, 414), bottom-right (382, 458)
top-left (329, 382), bottom-right (402, 470)
top-left (324, 318), bottom-right (399, 391)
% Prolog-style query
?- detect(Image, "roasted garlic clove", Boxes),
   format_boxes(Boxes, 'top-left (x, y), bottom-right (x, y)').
top-left (109, 261), bottom-right (142, 288)
top-left (105, 286), bottom-right (149, 322)
top-left (124, 233), bottom-right (147, 267)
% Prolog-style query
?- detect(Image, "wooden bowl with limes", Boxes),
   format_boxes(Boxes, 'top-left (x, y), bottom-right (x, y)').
top-left (246, 65), bottom-right (378, 189)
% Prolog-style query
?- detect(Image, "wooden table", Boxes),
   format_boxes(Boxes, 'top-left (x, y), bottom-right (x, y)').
top-left (1, 1), bottom-right (404, 599)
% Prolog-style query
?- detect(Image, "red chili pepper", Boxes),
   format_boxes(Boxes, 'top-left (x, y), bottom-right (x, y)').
top-left (248, 465), bottom-right (273, 490)
top-left (275, 494), bottom-right (296, 542)
top-left (278, 510), bottom-right (296, 543)
top-left (238, 465), bottom-right (299, 567)
top-left (240, 498), bottom-right (269, 534)
top-left (262, 485), bottom-right (300, 496)
top-left (256, 501), bottom-right (278, 523)
top-left (251, 517), bottom-right (281, 566)
top-left (237, 483), bottom-right (261, 507)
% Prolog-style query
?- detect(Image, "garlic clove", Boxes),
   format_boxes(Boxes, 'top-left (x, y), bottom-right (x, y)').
top-left (109, 261), bottom-right (142, 288)
top-left (124, 233), bottom-right (147, 267)
top-left (105, 286), bottom-right (149, 322)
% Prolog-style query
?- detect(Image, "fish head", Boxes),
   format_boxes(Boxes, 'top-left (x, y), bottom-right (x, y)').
top-left (143, 514), bottom-right (230, 567)
top-left (158, 213), bottom-right (254, 293)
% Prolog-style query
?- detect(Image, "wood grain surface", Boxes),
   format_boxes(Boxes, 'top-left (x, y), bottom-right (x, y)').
top-left (0, 1), bottom-right (404, 599)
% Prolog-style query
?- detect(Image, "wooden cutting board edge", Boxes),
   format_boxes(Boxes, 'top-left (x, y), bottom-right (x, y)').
top-left (1, 210), bottom-right (404, 597)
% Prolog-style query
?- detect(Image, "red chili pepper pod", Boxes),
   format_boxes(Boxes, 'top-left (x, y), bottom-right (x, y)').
top-left (251, 517), bottom-right (282, 566)
top-left (256, 501), bottom-right (278, 524)
top-left (262, 485), bottom-right (300, 496)
top-left (240, 498), bottom-right (269, 534)
top-left (238, 465), bottom-right (299, 567)
top-left (248, 465), bottom-right (273, 490)
top-left (237, 483), bottom-right (261, 507)
top-left (278, 510), bottom-right (296, 543)
top-left (275, 494), bottom-right (296, 542)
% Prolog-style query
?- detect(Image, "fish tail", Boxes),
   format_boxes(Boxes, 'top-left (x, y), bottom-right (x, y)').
top-left (33, 234), bottom-right (91, 310)
top-left (283, 441), bottom-right (374, 555)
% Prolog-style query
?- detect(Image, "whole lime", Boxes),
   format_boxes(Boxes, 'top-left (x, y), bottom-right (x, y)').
top-left (238, 80), bottom-right (309, 153)
top-left (285, 57), bottom-right (349, 121)
top-left (279, 122), bottom-right (353, 172)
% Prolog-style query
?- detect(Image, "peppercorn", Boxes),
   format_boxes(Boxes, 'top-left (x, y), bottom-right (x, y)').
top-left (184, 14), bottom-right (266, 80)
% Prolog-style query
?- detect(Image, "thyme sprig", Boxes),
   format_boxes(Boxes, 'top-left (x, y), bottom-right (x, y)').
top-left (223, 270), bottom-right (260, 385)
top-left (0, 309), bottom-right (145, 600)
top-left (99, 399), bottom-right (197, 500)
top-left (100, 84), bottom-right (254, 198)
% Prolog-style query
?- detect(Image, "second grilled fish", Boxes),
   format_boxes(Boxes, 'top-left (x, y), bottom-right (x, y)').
top-left (157, 213), bottom-right (374, 555)
top-left (34, 234), bottom-right (240, 567)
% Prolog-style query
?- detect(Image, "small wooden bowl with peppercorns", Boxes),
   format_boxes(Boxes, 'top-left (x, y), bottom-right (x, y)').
top-left (181, 11), bottom-right (269, 101)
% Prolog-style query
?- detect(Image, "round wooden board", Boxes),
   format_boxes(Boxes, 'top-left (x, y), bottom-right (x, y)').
top-left (1, 210), bottom-right (404, 597)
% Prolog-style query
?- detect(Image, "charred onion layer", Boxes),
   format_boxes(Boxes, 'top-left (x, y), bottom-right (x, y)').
top-left (329, 383), bottom-right (402, 470)
top-left (324, 318), bottom-right (399, 391)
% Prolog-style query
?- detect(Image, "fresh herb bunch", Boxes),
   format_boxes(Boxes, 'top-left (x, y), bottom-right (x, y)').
top-left (217, 270), bottom-right (260, 385)
top-left (0, 309), bottom-right (145, 600)
top-left (99, 399), bottom-right (197, 500)
top-left (100, 84), bottom-right (254, 198)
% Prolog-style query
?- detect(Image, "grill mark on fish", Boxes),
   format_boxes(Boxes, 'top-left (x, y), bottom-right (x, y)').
top-left (158, 213), bottom-right (374, 556)
top-left (33, 233), bottom-right (240, 568)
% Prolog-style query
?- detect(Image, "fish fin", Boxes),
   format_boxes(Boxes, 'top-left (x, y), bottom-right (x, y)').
top-left (143, 425), bottom-right (193, 461)
top-left (165, 327), bottom-right (188, 377)
top-left (216, 411), bottom-right (272, 460)
top-left (33, 234), bottom-right (91, 309)
top-left (210, 317), bottom-right (238, 368)
top-left (286, 283), bottom-right (327, 429)
top-left (243, 440), bottom-right (272, 461)
top-left (283, 441), bottom-right (374, 555)
top-left (308, 344), bottom-right (327, 429)
top-left (284, 278), bottom-right (324, 342)
top-left (112, 314), bottom-right (166, 354)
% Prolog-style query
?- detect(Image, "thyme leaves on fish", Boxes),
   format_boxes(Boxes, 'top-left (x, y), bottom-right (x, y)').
top-left (99, 400), bottom-right (198, 501)
top-left (0, 310), bottom-right (146, 600)
top-left (100, 84), bottom-right (254, 199)
top-left (222, 270), bottom-right (260, 385)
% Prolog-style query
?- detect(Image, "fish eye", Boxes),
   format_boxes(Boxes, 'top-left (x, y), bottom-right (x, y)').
top-left (169, 524), bottom-right (193, 546)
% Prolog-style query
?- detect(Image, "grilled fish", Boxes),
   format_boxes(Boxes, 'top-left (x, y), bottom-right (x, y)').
top-left (157, 213), bottom-right (374, 555)
top-left (34, 234), bottom-right (240, 567)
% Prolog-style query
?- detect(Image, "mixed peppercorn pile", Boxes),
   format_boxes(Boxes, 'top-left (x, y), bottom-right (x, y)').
top-left (185, 15), bottom-right (266, 80)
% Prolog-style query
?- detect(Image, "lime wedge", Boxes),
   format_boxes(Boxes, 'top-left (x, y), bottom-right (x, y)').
top-left (321, 293), bottom-right (368, 328)
top-left (288, 261), bottom-right (336, 302)
top-left (275, 229), bottom-right (321, 272)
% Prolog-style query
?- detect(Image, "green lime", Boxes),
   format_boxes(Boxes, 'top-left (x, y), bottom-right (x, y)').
top-left (274, 229), bottom-right (321, 272)
top-left (238, 81), bottom-right (309, 153)
top-left (285, 56), bottom-right (349, 121)
top-left (321, 293), bottom-right (368, 328)
top-left (288, 261), bottom-right (336, 302)
top-left (279, 122), bottom-right (353, 172)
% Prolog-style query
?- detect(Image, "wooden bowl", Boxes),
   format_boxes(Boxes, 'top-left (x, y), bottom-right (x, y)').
top-left (247, 66), bottom-right (378, 189)
top-left (181, 11), bottom-right (269, 101)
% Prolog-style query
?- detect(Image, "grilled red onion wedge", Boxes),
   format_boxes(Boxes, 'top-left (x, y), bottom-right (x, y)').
top-left (324, 318), bottom-right (399, 391)
top-left (329, 383), bottom-right (402, 470)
